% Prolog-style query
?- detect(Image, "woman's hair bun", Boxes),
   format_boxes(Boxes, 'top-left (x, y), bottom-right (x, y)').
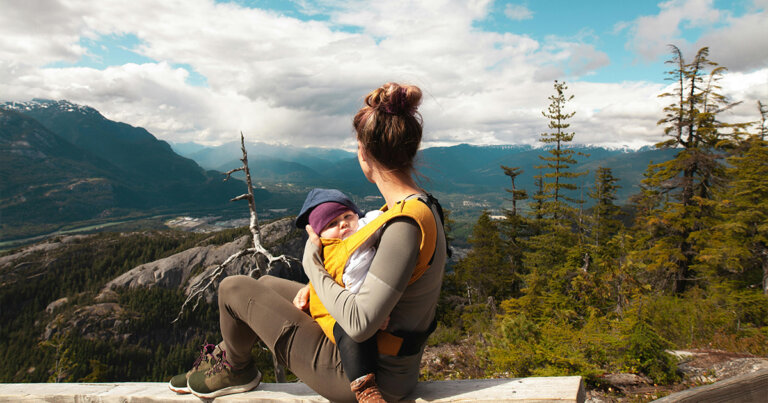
top-left (354, 82), bottom-right (424, 174)
top-left (365, 82), bottom-right (422, 117)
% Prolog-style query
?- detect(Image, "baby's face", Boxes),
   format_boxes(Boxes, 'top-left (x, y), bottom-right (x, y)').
top-left (319, 210), bottom-right (359, 239)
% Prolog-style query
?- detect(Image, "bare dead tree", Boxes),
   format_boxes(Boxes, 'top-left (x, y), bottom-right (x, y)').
top-left (173, 132), bottom-right (296, 382)
top-left (174, 132), bottom-right (297, 321)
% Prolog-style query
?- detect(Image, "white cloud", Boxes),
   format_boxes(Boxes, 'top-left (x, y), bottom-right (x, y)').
top-left (622, 0), bottom-right (722, 61)
top-left (694, 11), bottom-right (768, 72)
top-left (0, 0), bottom-right (765, 152)
top-left (718, 69), bottom-right (768, 130)
top-left (505, 4), bottom-right (533, 21)
top-left (620, 0), bottom-right (767, 71)
top-left (0, 0), bottom-right (87, 65)
top-left (537, 38), bottom-right (611, 78)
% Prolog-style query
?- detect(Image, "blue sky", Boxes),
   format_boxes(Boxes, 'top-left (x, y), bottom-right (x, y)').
top-left (1, 0), bottom-right (766, 149)
top-left (50, 0), bottom-right (755, 84)
top-left (48, 34), bottom-right (210, 87)
top-left (476, 1), bottom-right (664, 82)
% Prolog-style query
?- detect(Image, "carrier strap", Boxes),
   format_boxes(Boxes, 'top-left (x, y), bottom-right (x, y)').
top-left (376, 316), bottom-right (438, 356)
top-left (375, 193), bottom-right (446, 356)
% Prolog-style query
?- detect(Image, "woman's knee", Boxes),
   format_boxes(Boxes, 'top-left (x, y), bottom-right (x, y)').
top-left (218, 275), bottom-right (260, 302)
top-left (255, 274), bottom-right (281, 289)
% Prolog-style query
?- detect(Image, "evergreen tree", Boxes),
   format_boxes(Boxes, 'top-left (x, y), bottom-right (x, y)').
top-left (530, 169), bottom-right (546, 221)
top-left (455, 211), bottom-right (515, 302)
top-left (513, 81), bottom-right (590, 317)
top-left (589, 167), bottom-right (623, 248)
top-left (536, 80), bottom-right (589, 220)
top-left (574, 167), bottom-right (627, 313)
top-left (516, 217), bottom-right (580, 319)
top-left (634, 46), bottom-right (742, 294)
top-left (501, 165), bottom-right (528, 216)
top-left (500, 165), bottom-right (530, 298)
top-left (698, 136), bottom-right (768, 294)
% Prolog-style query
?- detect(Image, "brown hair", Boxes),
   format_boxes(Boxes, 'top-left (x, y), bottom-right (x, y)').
top-left (353, 82), bottom-right (423, 174)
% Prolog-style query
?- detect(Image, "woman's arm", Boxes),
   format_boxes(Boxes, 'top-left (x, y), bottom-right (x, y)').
top-left (302, 217), bottom-right (420, 342)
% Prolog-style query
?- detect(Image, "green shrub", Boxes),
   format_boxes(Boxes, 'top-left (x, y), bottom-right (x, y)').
top-left (622, 320), bottom-right (679, 384)
top-left (483, 314), bottom-right (605, 380)
top-left (459, 303), bottom-right (494, 335)
top-left (428, 323), bottom-right (462, 346)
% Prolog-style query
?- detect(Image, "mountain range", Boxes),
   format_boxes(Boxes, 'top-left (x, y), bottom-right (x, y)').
top-left (2, 99), bottom-right (676, 242)
top-left (0, 100), bottom-right (247, 241)
top-left (172, 141), bottom-right (676, 204)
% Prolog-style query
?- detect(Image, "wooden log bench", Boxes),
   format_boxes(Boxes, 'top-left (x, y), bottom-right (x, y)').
top-left (652, 368), bottom-right (768, 403)
top-left (0, 376), bottom-right (585, 402)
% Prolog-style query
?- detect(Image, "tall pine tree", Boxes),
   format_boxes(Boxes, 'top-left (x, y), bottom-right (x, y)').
top-left (578, 167), bottom-right (627, 313)
top-left (514, 81), bottom-right (589, 318)
top-left (455, 211), bottom-right (516, 302)
top-left (500, 165), bottom-right (530, 298)
top-left (589, 167), bottom-right (623, 248)
top-left (698, 136), bottom-right (768, 294)
top-left (633, 46), bottom-right (742, 294)
top-left (501, 165), bottom-right (528, 217)
top-left (536, 80), bottom-right (589, 220)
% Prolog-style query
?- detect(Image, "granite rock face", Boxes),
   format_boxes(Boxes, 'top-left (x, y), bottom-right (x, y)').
top-left (41, 218), bottom-right (307, 342)
top-left (103, 235), bottom-right (251, 291)
top-left (44, 302), bottom-right (129, 342)
top-left (45, 297), bottom-right (69, 314)
top-left (101, 217), bottom-right (306, 297)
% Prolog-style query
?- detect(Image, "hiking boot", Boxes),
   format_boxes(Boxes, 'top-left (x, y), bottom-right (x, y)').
top-left (350, 373), bottom-right (385, 403)
top-left (168, 343), bottom-right (221, 394)
top-left (187, 350), bottom-right (262, 399)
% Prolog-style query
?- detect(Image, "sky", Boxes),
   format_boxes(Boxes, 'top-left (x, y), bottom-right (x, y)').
top-left (1, 0), bottom-right (766, 150)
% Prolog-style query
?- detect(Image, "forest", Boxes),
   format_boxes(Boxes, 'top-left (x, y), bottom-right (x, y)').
top-left (0, 46), bottom-right (766, 396)
top-left (434, 46), bottom-right (768, 386)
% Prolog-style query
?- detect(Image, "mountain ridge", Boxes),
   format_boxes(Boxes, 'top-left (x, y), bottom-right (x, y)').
top-left (0, 100), bottom-right (248, 241)
top-left (176, 139), bottom-right (675, 202)
top-left (1, 99), bottom-right (677, 242)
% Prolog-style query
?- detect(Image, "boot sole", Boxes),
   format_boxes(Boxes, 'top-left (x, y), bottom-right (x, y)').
top-left (168, 381), bottom-right (190, 394)
top-left (189, 370), bottom-right (262, 399)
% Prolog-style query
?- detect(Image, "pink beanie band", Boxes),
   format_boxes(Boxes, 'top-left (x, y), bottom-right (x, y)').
top-left (308, 202), bottom-right (351, 234)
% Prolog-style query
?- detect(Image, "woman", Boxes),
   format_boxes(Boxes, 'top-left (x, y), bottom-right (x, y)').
top-left (170, 82), bottom-right (447, 402)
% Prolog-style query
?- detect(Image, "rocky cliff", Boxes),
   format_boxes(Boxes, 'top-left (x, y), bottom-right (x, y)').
top-left (101, 217), bottom-right (306, 298)
top-left (38, 217), bottom-right (307, 343)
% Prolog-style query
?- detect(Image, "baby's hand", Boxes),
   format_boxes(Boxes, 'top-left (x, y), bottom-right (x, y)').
top-left (293, 284), bottom-right (311, 312)
top-left (379, 316), bottom-right (390, 330)
top-left (305, 225), bottom-right (321, 248)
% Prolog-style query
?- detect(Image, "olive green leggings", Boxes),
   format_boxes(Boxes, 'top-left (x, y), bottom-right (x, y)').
top-left (218, 275), bottom-right (356, 403)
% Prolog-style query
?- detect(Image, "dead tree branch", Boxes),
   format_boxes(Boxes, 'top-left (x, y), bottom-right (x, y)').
top-left (174, 132), bottom-right (297, 322)
top-left (173, 132), bottom-right (295, 382)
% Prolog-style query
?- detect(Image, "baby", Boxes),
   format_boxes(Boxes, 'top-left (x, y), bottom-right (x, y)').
top-left (294, 188), bottom-right (385, 402)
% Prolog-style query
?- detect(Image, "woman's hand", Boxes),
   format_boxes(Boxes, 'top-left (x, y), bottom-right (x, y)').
top-left (305, 225), bottom-right (321, 248)
top-left (293, 284), bottom-right (311, 312)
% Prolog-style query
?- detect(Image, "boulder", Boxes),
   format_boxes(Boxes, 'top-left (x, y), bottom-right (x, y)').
top-left (45, 297), bottom-right (69, 314)
top-left (44, 303), bottom-right (128, 341)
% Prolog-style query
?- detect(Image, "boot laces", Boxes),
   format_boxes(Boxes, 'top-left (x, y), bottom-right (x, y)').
top-left (192, 342), bottom-right (217, 370)
top-left (207, 349), bottom-right (233, 376)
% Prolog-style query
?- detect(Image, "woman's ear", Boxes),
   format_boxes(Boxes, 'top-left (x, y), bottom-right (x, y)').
top-left (357, 141), bottom-right (375, 183)
top-left (357, 140), bottom-right (367, 162)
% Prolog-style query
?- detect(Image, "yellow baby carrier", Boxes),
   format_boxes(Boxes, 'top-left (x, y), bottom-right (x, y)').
top-left (308, 194), bottom-right (444, 356)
